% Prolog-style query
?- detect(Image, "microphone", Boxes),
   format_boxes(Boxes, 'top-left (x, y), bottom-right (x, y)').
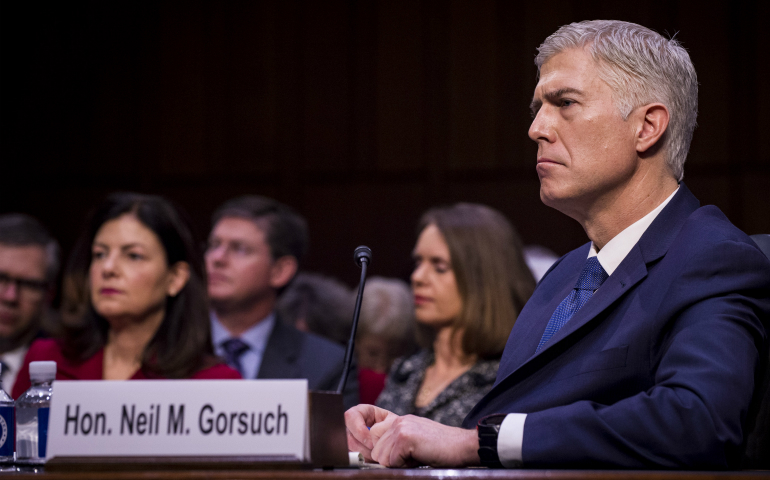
top-left (336, 246), bottom-right (372, 395)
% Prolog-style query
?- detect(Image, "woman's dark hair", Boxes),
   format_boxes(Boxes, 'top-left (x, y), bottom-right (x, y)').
top-left (62, 192), bottom-right (215, 378)
top-left (416, 203), bottom-right (536, 359)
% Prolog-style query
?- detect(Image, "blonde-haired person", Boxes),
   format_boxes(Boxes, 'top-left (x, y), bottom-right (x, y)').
top-left (375, 203), bottom-right (535, 427)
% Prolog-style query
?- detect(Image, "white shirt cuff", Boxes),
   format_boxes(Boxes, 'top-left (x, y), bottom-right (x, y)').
top-left (497, 413), bottom-right (526, 468)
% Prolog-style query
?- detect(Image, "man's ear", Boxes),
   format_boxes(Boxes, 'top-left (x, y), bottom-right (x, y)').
top-left (166, 261), bottom-right (191, 297)
top-left (269, 256), bottom-right (298, 289)
top-left (635, 103), bottom-right (670, 154)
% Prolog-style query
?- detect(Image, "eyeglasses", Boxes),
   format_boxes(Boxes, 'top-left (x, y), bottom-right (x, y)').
top-left (205, 240), bottom-right (256, 258)
top-left (0, 271), bottom-right (49, 298)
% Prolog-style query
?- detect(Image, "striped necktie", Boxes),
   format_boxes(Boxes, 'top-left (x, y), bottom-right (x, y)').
top-left (221, 338), bottom-right (250, 377)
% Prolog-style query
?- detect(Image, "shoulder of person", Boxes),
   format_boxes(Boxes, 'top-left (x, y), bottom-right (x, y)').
top-left (389, 350), bottom-right (431, 383)
top-left (671, 206), bottom-right (770, 279)
top-left (292, 326), bottom-right (347, 358)
top-left (25, 338), bottom-right (65, 362)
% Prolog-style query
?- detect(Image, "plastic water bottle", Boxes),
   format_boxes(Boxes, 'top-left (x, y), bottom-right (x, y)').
top-left (15, 361), bottom-right (56, 464)
top-left (0, 374), bottom-right (14, 463)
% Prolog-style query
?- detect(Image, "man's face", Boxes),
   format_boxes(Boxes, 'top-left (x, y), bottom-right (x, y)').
top-left (205, 217), bottom-right (279, 311)
top-left (0, 244), bottom-right (49, 338)
top-left (529, 48), bottom-right (640, 220)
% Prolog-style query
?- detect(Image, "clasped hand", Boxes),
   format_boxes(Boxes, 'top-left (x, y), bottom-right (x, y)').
top-left (344, 404), bottom-right (479, 468)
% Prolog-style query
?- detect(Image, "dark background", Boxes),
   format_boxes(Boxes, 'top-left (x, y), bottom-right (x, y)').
top-left (2, 1), bottom-right (769, 287)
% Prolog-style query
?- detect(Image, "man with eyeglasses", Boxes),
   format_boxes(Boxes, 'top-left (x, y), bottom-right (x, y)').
top-left (0, 214), bottom-right (60, 393)
top-left (205, 196), bottom-right (358, 408)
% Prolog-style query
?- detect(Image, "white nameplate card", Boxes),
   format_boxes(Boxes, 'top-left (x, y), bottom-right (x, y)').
top-left (46, 380), bottom-right (308, 461)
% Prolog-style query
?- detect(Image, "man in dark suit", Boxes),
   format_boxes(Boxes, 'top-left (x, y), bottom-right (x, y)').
top-left (0, 214), bottom-right (60, 394)
top-left (206, 196), bottom-right (358, 408)
top-left (345, 20), bottom-right (770, 468)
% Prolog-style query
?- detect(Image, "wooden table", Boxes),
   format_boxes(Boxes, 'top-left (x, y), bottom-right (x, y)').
top-left (3, 467), bottom-right (768, 480)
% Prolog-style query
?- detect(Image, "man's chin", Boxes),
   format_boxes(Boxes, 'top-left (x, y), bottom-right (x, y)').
top-left (0, 314), bottom-right (20, 334)
top-left (0, 325), bottom-right (18, 338)
top-left (210, 297), bottom-right (244, 314)
top-left (207, 288), bottom-right (235, 304)
top-left (540, 187), bottom-right (565, 209)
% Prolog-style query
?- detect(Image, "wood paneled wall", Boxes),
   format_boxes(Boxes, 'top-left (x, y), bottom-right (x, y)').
top-left (3, 1), bottom-right (768, 285)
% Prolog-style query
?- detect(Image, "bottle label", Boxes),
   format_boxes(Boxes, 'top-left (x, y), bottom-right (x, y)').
top-left (0, 406), bottom-right (13, 457)
top-left (38, 407), bottom-right (50, 458)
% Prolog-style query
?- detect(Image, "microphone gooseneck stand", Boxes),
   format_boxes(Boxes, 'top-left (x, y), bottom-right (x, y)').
top-left (337, 246), bottom-right (372, 395)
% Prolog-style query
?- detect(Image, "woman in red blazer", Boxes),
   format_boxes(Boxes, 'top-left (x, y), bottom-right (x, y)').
top-left (13, 193), bottom-right (239, 398)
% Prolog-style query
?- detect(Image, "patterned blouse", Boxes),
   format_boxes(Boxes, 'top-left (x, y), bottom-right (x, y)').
top-left (376, 350), bottom-right (500, 427)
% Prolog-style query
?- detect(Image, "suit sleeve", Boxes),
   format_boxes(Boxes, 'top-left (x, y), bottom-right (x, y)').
top-left (520, 240), bottom-right (770, 468)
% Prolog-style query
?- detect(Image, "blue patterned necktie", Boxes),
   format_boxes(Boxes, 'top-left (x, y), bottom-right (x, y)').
top-left (536, 256), bottom-right (608, 352)
top-left (221, 338), bottom-right (250, 377)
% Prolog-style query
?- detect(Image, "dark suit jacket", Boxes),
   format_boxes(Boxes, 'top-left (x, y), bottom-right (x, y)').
top-left (463, 184), bottom-right (770, 469)
top-left (257, 318), bottom-right (359, 409)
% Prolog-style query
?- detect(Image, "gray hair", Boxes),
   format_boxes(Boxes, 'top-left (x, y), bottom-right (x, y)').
top-left (535, 20), bottom-right (698, 181)
top-left (0, 213), bottom-right (60, 282)
top-left (358, 277), bottom-right (415, 347)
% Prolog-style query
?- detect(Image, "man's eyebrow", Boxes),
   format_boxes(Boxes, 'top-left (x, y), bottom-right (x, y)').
top-left (543, 87), bottom-right (584, 102)
top-left (529, 98), bottom-right (542, 116)
top-left (530, 87), bottom-right (585, 115)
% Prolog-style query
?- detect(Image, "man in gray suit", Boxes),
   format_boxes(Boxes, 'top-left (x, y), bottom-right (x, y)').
top-left (205, 196), bottom-right (358, 408)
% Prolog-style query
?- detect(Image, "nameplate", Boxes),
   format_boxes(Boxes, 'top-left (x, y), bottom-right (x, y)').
top-left (46, 380), bottom-right (308, 461)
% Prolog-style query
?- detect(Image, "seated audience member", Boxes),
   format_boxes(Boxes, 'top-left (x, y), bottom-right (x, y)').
top-left (0, 214), bottom-right (61, 393)
top-left (345, 20), bottom-right (770, 469)
top-left (206, 196), bottom-right (358, 408)
top-left (277, 272), bottom-right (354, 346)
top-left (375, 204), bottom-right (535, 427)
top-left (13, 193), bottom-right (239, 397)
top-left (356, 277), bottom-right (417, 404)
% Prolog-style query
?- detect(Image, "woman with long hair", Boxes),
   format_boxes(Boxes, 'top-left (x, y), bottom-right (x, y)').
top-left (375, 203), bottom-right (535, 426)
top-left (13, 193), bottom-right (238, 397)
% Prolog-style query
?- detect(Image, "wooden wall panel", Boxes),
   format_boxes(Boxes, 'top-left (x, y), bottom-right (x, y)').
top-left (157, 2), bottom-right (208, 176)
top-left (376, 1), bottom-right (424, 171)
top-left (2, 0), bottom-right (768, 284)
top-left (303, 1), bottom-right (352, 171)
top-left (759, 0), bottom-right (770, 164)
top-left (448, 0), bottom-right (497, 170)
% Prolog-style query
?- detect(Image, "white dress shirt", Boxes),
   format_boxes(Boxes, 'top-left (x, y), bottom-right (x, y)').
top-left (498, 187), bottom-right (679, 467)
top-left (0, 345), bottom-right (28, 395)
top-left (210, 312), bottom-right (276, 379)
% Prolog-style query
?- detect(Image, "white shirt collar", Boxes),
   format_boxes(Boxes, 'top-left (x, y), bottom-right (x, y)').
top-left (589, 186), bottom-right (679, 275)
top-left (1, 344), bottom-right (28, 394)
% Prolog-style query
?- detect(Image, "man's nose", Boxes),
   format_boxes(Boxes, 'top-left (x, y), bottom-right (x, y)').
top-left (206, 244), bottom-right (228, 264)
top-left (0, 281), bottom-right (20, 303)
top-left (528, 107), bottom-right (554, 144)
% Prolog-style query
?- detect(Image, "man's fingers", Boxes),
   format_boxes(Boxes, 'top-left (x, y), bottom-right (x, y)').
top-left (370, 421), bottom-right (395, 466)
top-left (371, 416), bottom-right (420, 468)
top-left (344, 406), bottom-right (375, 450)
top-left (369, 413), bottom-right (397, 442)
top-left (347, 431), bottom-right (372, 458)
top-left (346, 430), bottom-right (373, 461)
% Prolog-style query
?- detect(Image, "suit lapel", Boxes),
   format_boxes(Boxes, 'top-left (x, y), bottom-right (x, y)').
top-left (497, 247), bottom-right (586, 377)
top-left (256, 317), bottom-right (301, 380)
top-left (494, 183), bottom-right (701, 387)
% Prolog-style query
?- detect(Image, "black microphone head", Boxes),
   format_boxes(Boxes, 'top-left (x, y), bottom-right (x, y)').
top-left (354, 245), bottom-right (372, 267)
